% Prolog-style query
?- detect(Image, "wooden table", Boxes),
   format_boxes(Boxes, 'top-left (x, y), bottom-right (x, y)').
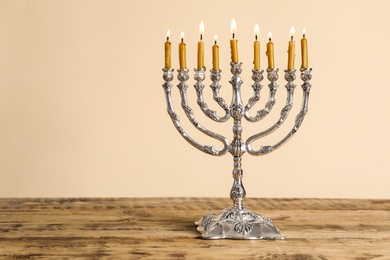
top-left (0, 198), bottom-right (389, 259)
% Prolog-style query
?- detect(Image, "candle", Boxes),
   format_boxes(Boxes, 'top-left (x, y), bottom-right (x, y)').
top-left (301, 28), bottom-right (308, 69)
top-left (212, 35), bottom-right (219, 70)
top-left (164, 29), bottom-right (171, 68)
top-left (179, 31), bottom-right (186, 69)
top-left (287, 26), bottom-right (295, 70)
top-left (230, 18), bottom-right (238, 62)
top-left (197, 21), bottom-right (205, 69)
top-left (254, 24), bottom-right (260, 70)
top-left (266, 32), bottom-right (275, 69)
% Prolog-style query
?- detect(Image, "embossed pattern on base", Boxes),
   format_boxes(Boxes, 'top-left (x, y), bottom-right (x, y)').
top-left (195, 207), bottom-right (285, 240)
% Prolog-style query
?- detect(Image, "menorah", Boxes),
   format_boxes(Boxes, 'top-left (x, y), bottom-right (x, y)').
top-left (161, 22), bottom-right (312, 239)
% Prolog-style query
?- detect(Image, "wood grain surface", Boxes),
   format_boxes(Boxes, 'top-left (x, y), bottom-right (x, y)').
top-left (0, 198), bottom-right (389, 259)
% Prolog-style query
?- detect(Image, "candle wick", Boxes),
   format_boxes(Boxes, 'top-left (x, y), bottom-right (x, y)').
top-left (167, 36), bottom-right (169, 41)
top-left (303, 34), bottom-right (306, 38)
top-left (291, 35), bottom-right (293, 40)
top-left (255, 35), bottom-right (258, 41)
top-left (200, 34), bottom-right (203, 41)
top-left (269, 38), bottom-right (271, 42)
top-left (181, 38), bottom-right (183, 43)
top-left (214, 40), bottom-right (217, 45)
top-left (232, 33), bottom-right (235, 39)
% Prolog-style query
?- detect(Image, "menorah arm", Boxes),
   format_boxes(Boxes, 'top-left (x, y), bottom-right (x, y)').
top-left (244, 69), bottom-right (278, 122)
top-left (162, 68), bottom-right (229, 156)
top-left (246, 68), bottom-right (312, 156)
top-left (195, 68), bottom-right (231, 122)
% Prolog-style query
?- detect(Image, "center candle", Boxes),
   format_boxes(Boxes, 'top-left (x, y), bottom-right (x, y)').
top-left (197, 21), bottom-right (205, 69)
top-left (230, 18), bottom-right (238, 62)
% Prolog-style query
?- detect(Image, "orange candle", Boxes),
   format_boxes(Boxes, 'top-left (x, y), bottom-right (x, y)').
top-left (179, 31), bottom-right (186, 69)
top-left (212, 35), bottom-right (219, 70)
top-left (253, 24), bottom-right (260, 70)
top-left (287, 26), bottom-right (295, 70)
top-left (164, 29), bottom-right (171, 68)
top-left (230, 18), bottom-right (238, 62)
top-left (197, 21), bottom-right (205, 69)
top-left (301, 28), bottom-right (308, 69)
top-left (266, 32), bottom-right (275, 69)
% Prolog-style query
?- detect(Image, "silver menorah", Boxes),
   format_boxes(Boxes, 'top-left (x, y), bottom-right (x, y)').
top-left (162, 62), bottom-right (312, 239)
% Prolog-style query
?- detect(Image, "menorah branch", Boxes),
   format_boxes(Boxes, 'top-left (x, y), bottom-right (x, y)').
top-left (246, 68), bottom-right (312, 156)
top-left (244, 68), bottom-right (278, 122)
top-left (194, 68), bottom-right (230, 122)
top-left (162, 68), bottom-right (229, 156)
top-left (245, 69), bottom-right (296, 155)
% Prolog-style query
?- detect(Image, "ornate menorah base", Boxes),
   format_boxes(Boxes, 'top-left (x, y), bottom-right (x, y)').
top-left (195, 207), bottom-right (284, 239)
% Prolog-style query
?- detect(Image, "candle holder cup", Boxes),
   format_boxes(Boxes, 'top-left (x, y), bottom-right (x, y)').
top-left (162, 62), bottom-right (312, 239)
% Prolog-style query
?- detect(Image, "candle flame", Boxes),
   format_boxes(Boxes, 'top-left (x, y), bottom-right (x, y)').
top-left (180, 31), bottom-right (185, 41)
top-left (231, 18), bottom-right (237, 38)
top-left (254, 24), bottom-right (259, 40)
top-left (199, 21), bottom-right (204, 40)
top-left (302, 28), bottom-right (306, 36)
top-left (167, 29), bottom-right (170, 40)
top-left (268, 32), bottom-right (272, 41)
top-left (214, 34), bottom-right (218, 43)
top-left (290, 26), bottom-right (295, 38)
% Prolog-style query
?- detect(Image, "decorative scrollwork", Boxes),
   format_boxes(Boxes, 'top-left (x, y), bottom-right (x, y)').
top-left (177, 69), bottom-right (190, 82)
top-left (234, 221), bottom-right (253, 235)
top-left (167, 109), bottom-right (179, 122)
top-left (203, 145), bottom-right (218, 155)
top-left (300, 68), bottom-right (312, 81)
top-left (195, 68), bottom-right (230, 122)
top-left (251, 70), bottom-right (264, 82)
top-left (259, 145), bottom-right (273, 154)
top-left (284, 69), bottom-right (296, 82)
top-left (198, 213), bottom-right (216, 227)
top-left (230, 62), bottom-right (242, 75)
top-left (231, 185), bottom-right (245, 200)
top-left (162, 68), bottom-right (174, 81)
top-left (210, 70), bottom-right (221, 82)
top-left (244, 68), bottom-right (277, 122)
top-left (231, 103), bottom-right (244, 118)
top-left (220, 209), bottom-right (234, 220)
top-left (281, 104), bottom-right (293, 116)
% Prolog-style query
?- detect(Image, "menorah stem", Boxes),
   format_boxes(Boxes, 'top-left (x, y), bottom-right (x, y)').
top-left (228, 62), bottom-right (246, 210)
top-left (231, 155), bottom-right (245, 209)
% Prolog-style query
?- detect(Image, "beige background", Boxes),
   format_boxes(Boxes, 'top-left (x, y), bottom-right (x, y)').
top-left (0, 0), bottom-right (389, 198)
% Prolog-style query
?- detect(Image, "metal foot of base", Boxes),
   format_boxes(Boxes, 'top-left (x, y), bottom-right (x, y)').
top-left (195, 207), bottom-right (285, 240)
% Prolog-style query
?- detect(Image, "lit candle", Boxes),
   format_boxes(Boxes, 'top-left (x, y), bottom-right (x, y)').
top-left (164, 29), bottom-right (171, 68)
top-left (301, 28), bottom-right (308, 69)
top-left (254, 24), bottom-right (260, 70)
top-left (212, 35), bottom-right (219, 70)
top-left (230, 18), bottom-right (238, 62)
top-left (287, 26), bottom-right (295, 70)
top-left (266, 32), bottom-right (275, 69)
top-left (179, 31), bottom-right (186, 69)
top-left (197, 21), bottom-right (205, 69)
